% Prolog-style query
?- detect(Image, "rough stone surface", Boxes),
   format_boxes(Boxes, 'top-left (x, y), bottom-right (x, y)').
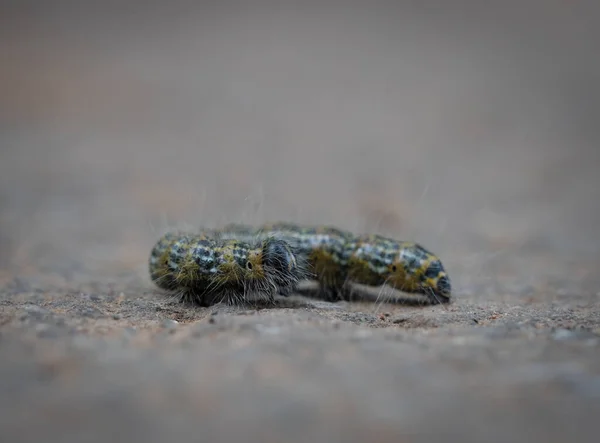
top-left (1, 2), bottom-right (600, 443)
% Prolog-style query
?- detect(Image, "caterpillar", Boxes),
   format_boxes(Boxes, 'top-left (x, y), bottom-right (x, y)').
top-left (148, 230), bottom-right (305, 306)
top-left (215, 222), bottom-right (452, 305)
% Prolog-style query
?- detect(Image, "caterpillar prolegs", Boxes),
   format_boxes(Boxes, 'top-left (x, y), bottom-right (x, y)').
top-left (216, 222), bottom-right (452, 305)
top-left (148, 230), bottom-right (306, 306)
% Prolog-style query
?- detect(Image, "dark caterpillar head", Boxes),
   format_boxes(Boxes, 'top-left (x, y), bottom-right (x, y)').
top-left (419, 258), bottom-right (452, 304)
top-left (260, 237), bottom-right (305, 296)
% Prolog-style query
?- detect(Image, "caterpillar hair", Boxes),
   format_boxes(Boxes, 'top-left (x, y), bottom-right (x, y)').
top-left (148, 230), bottom-right (305, 306)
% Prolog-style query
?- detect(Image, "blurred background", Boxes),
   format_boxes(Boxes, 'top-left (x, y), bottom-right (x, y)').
top-left (1, 0), bottom-right (599, 295)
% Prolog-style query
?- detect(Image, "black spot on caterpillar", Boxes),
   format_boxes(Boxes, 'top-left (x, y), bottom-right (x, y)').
top-left (148, 230), bottom-right (305, 306)
top-left (216, 222), bottom-right (452, 305)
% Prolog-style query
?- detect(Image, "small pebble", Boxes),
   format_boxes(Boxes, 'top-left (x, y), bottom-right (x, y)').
top-left (123, 327), bottom-right (137, 337)
top-left (552, 328), bottom-right (576, 341)
top-left (354, 329), bottom-right (372, 339)
top-left (255, 324), bottom-right (281, 336)
top-left (12, 277), bottom-right (32, 293)
top-left (308, 301), bottom-right (343, 310)
top-left (20, 305), bottom-right (50, 321)
top-left (35, 323), bottom-right (58, 339)
top-left (161, 319), bottom-right (179, 330)
top-left (88, 293), bottom-right (102, 302)
top-left (79, 306), bottom-right (105, 319)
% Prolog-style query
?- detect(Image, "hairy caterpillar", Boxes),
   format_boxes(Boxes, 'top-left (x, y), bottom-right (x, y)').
top-left (148, 230), bottom-right (304, 306)
top-left (216, 222), bottom-right (452, 305)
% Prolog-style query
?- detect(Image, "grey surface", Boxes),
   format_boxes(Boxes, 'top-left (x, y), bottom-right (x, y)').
top-left (1, 1), bottom-right (600, 442)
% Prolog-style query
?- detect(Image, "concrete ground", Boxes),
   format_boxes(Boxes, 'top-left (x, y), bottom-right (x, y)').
top-left (1, 2), bottom-right (599, 442)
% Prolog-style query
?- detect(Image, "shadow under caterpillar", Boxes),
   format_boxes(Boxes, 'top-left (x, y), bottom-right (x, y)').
top-left (215, 222), bottom-right (452, 305)
top-left (148, 230), bottom-right (306, 306)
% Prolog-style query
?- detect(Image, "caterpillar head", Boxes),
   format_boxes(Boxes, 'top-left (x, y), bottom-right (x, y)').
top-left (260, 237), bottom-right (305, 295)
top-left (387, 244), bottom-right (451, 304)
top-left (232, 238), bottom-right (299, 298)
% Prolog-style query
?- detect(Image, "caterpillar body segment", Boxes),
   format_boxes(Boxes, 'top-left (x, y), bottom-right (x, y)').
top-left (219, 222), bottom-right (356, 301)
top-left (347, 235), bottom-right (451, 304)
top-left (149, 231), bottom-right (201, 291)
top-left (216, 223), bottom-right (452, 304)
top-left (148, 231), bottom-right (304, 306)
top-left (198, 225), bottom-right (309, 296)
